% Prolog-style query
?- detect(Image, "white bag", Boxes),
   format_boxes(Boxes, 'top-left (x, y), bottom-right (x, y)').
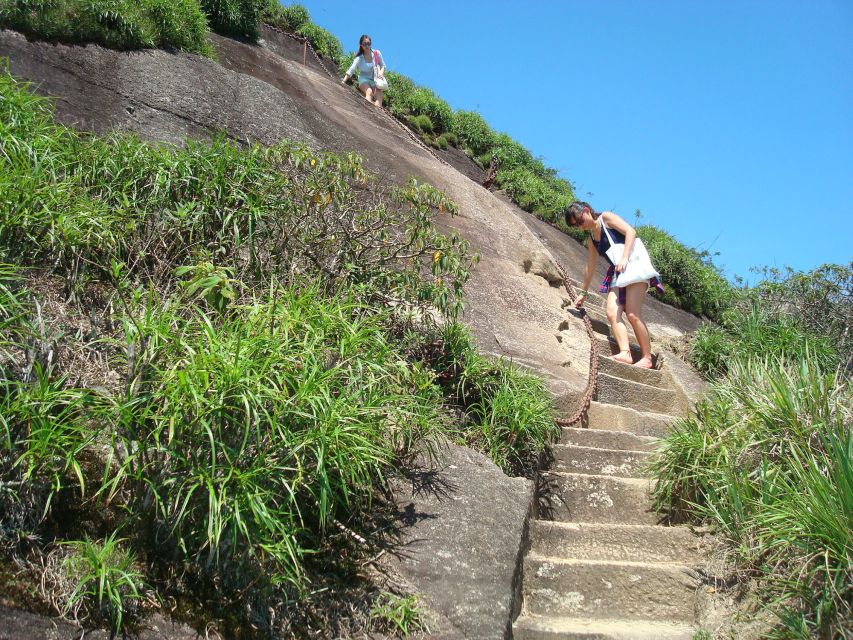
top-left (373, 50), bottom-right (389, 90)
top-left (600, 219), bottom-right (659, 288)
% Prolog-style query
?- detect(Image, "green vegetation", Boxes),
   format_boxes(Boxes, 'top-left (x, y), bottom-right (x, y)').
top-left (652, 262), bottom-right (853, 637)
top-left (689, 263), bottom-right (851, 377)
top-left (0, 67), bottom-right (557, 634)
top-left (637, 225), bottom-right (734, 320)
top-left (1, 0), bottom-right (211, 54)
top-left (59, 535), bottom-right (145, 631)
top-left (370, 592), bottom-right (427, 636)
top-left (200, 0), bottom-right (265, 39)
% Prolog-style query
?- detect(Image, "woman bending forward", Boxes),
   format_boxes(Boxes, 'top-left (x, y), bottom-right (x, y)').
top-left (564, 201), bottom-right (663, 369)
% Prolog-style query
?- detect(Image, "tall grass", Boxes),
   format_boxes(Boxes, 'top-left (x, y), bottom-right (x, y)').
top-left (650, 357), bottom-right (852, 637)
top-left (0, 70), bottom-right (560, 632)
top-left (0, 0), bottom-right (213, 54)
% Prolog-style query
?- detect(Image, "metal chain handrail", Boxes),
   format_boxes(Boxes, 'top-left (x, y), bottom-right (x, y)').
top-left (554, 262), bottom-right (599, 426)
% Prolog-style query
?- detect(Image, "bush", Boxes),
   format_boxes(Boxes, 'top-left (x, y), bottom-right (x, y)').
top-left (637, 225), bottom-right (733, 319)
top-left (264, 1), bottom-right (309, 31)
top-left (295, 22), bottom-right (343, 63)
top-left (433, 134), bottom-right (449, 150)
top-left (452, 111), bottom-right (496, 157)
top-left (430, 323), bottom-right (559, 476)
top-left (411, 114), bottom-right (433, 134)
top-left (0, 0), bottom-right (213, 54)
top-left (442, 131), bottom-right (458, 147)
top-left (650, 357), bottom-right (852, 638)
top-left (199, 0), bottom-right (265, 39)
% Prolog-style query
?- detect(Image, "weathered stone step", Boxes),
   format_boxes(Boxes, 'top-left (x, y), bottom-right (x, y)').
top-left (528, 521), bottom-right (701, 564)
top-left (560, 427), bottom-right (658, 452)
top-left (594, 333), bottom-right (657, 366)
top-left (523, 557), bottom-right (699, 624)
top-left (586, 402), bottom-right (675, 438)
top-left (513, 614), bottom-right (694, 640)
top-left (598, 354), bottom-right (666, 388)
top-left (596, 373), bottom-right (678, 415)
top-left (551, 445), bottom-right (649, 478)
top-left (543, 472), bottom-right (659, 525)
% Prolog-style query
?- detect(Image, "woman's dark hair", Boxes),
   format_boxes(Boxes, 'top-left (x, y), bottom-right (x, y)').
top-left (564, 201), bottom-right (597, 227)
top-left (358, 34), bottom-right (372, 57)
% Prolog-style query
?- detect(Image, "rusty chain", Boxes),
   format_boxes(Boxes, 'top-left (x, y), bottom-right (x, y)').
top-left (260, 24), bottom-right (598, 426)
top-left (554, 262), bottom-right (599, 427)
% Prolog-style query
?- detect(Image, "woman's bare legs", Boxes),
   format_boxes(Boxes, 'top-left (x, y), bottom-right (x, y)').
top-left (373, 87), bottom-right (384, 107)
top-left (624, 282), bottom-right (653, 368)
top-left (605, 289), bottom-right (632, 364)
top-left (358, 83), bottom-right (374, 103)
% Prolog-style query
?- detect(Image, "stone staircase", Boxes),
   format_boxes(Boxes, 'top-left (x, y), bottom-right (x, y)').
top-left (513, 289), bottom-right (701, 639)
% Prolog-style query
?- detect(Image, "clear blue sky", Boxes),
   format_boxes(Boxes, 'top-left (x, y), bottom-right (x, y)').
top-left (298, 0), bottom-right (852, 282)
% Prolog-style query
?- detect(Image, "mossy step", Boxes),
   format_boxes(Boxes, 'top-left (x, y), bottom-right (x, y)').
top-left (560, 426), bottom-right (658, 452)
top-left (585, 402), bottom-right (675, 438)
top-left (513, 614), bottom-right (694, 640)
top-left (522, 556), bottom-right (699, 623)
top-left (595, 373), bottom-right (678, 415)
top-left (528, 521), bottom-right (701, 565)
top-left (551, 444), bottom-right (649, 478)
top-left (543, 472), bottom-right (659, 525)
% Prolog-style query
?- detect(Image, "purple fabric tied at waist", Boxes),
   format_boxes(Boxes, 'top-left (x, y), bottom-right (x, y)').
top-left (599, 265), bottom-right (664, 306)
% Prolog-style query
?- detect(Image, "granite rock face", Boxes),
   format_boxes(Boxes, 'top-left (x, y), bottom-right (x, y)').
top-left (387, 445), bottom-right (534, 640)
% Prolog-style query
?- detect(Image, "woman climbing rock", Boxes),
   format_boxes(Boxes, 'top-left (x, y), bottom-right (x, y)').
top-left (341, 34), bottom-right (387, 107)
top-left (565, 201), bottom-right (663, 369)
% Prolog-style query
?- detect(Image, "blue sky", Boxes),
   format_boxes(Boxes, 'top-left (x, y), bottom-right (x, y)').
top-left (297, 0), bottom-right (852, 282)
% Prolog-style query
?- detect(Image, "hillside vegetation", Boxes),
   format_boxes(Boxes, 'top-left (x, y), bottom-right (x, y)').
top-left (0, 69), bottom-right (559, 635)
top-left (652, 262), bottom-right (852, 638)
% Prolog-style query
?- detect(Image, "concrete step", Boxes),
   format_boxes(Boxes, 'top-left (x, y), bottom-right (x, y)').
top-left (598, 354), bottom-right (666, 388)
top-left (513, 614), bottom-right (694, 640)
top-left (560, 427), bottom-right (658, 453)
top-left (595, 373), bottom-right (678, 415)
top-left (551, 445), bottom-right (649, 478)
top-left (528, 521), bottom-right (702, 565)
top-left (543, 472), bottom-right (659, 525)
top-left (586, 402), bottom-right (675, 438)
top-left (523, 557), bottom-right (699, 624)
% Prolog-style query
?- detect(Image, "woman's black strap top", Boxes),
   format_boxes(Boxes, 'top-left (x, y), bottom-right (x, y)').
top-left (591, 219), bottom-right (625, 265)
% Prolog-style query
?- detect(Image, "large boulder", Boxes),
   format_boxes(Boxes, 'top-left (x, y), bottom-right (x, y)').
top-left (387, 444), bottom-right (534, 639)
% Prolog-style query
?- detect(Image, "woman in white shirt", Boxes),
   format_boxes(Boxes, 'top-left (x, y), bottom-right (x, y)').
top-left (341, 34), bottom-right (386, 107)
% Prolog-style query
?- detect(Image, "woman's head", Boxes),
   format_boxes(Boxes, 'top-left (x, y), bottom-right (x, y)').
top-left (564, 201), bottom-right (597, 228)
top-left (358, 34), bottom-right (372, 56)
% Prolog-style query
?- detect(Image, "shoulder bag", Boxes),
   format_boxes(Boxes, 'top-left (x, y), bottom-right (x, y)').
top-left (373, 50), bottom-right (389, 90)
top-left (599, 219), bottom-right (659, 287)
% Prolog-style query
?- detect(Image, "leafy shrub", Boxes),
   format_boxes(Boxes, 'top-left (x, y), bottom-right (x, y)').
top-left (295, 21), bottom-right (343, 63)
top-left (0, 70), bottom-right (476, 319)
top-left (199, 0), bottom-right (265, 39)
top-left (637, 225), bottom-right (733, 319)
top-left (264, 1), bottom-right (309, 31)
top-left (689, 294), bottom-right (839, 379)
top-left (749, 263), bottom-right (853, 370)
top-left (433, 134), bottom-right (449, 150)
top-left (429, 323), bottom-right (558, 475)
top-left (452, 111), bottom-right (496, 157)
top-left (0, 0), bottom-right (213, 54)
top-left (411, 114), bottom-right (433, 134)
top-left (108, 288), bottom-right (443, 589)
top-left (650, 357), bottom-right (852, 638)
top-left (442, 131), bottom-right (458, 147)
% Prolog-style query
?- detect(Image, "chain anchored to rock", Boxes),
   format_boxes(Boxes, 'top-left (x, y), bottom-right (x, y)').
top-left (554, 262), bottom-right (599, 426)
